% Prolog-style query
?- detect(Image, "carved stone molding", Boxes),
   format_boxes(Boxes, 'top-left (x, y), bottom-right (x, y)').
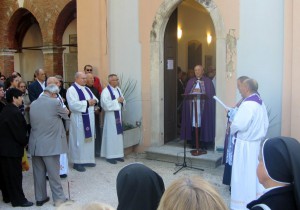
top-left (226, 29), bottom-right (237, 78)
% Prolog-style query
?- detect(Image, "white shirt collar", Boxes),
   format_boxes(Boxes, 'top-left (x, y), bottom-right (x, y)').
top-left (75, 82), bottom-right (85, 89)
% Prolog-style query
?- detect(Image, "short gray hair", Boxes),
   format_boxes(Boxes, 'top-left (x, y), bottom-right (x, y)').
top-left (44, 84), bottom-right (59, 94)
top-left (34, 68), bottom-right (43, 76)
top-left (244, 78), bottom-right (258, 93)
top-left (55, 75), bottom-right (63, 81)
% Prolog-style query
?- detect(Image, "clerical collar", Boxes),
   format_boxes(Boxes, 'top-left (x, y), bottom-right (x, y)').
top-left (74, 82), bottom-right (85, 89)
top-left (109, 84), bottom-right (118, 89)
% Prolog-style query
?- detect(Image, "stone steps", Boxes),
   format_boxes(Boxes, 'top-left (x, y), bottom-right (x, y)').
top-left (145, 140), bottom-right (223, 169)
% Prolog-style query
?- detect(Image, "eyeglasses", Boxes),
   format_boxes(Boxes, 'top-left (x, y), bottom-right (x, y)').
top-left (86, 69), bottom-right (93, 72)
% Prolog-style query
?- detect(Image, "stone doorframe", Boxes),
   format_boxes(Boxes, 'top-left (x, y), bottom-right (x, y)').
top-left (150, 0), bottom-right (228, 149)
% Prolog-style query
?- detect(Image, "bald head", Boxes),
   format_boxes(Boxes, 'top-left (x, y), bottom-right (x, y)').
top-left (75, 72), bottom-right (87, 86)
top-left (86, 73), bottom-right (94, 86)
top-left (46, 77), bottom-right (60, 87)
top-left (194, 65), bottom-right (204, 78)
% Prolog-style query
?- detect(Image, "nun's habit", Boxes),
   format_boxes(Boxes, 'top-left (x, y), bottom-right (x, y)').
top-left (116, 163), bottom-right (165, 210)
top-left (247, 137), bottom-right (300, 210)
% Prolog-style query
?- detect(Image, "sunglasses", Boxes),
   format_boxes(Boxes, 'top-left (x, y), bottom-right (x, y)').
top-left (86, 69), bottom-right (93, 72)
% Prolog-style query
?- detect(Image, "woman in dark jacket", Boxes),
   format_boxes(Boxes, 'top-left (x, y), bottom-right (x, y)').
top-left (0, 88), bottom-right (33, 207)
top-left (247, 137), bottom-right (300, 210)
top-left (116, 163), bottom-right (165, 210)
top-left (0, 83), bottom-right (6, 113)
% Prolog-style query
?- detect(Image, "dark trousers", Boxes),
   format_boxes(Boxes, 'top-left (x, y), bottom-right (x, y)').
top-left (222, 163), bottom-right (232, 185)
top-left (0, 156), bottom-right (27, 205)
top-left (94, 114), bottom-right (102, 157)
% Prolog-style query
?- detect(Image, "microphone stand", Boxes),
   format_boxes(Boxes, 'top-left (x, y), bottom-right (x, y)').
top-left (174, 92), bottom-right (204, 175)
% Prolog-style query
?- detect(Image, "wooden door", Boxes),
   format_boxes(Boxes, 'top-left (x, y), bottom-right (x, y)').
top-left (164, 9), bottom-right (178, 143)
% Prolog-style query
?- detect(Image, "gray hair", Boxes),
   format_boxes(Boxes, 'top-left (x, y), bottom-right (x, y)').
top-left (244, 78), bottom-right (258, 93)
top-left (34, 68), bottom-right (43, 76)
top-left (46, 77), bottom-right (59, 86)
top-left (44, 84), bottom-right (59, 94)
top-left (237, 76), bottom-right (249, 83)
top-left (55, 75), bottom-right (63, 81)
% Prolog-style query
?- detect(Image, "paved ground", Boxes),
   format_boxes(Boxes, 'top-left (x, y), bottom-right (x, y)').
top-left (0, 153), bottom-right (230, 210)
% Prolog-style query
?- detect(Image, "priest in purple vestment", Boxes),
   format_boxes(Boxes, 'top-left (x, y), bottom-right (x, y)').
top-left (180, 65), bottom-right (215, 149)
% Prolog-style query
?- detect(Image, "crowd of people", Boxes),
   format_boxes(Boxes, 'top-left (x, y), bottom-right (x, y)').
top-left (0, 66), bottom-right (300, 210)
top-left (0, 66), bottom-right (127, 207)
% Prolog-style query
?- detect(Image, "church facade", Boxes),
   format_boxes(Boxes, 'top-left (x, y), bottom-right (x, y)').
top-left (0, 0), bottom-right (299, 151)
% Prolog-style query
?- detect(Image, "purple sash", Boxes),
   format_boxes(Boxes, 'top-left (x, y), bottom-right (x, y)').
top-left (72, 84), bottom-right (93, 139)
top-left (107, 85), bottom-right (123, 134)
top-left (244, 93), bottom-right (262, 105)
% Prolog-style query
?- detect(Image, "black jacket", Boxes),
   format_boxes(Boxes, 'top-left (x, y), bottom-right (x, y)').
top-left (247, 185), bottom-right (297, 210)
top-left (0, 104), bottom-right (28, 157)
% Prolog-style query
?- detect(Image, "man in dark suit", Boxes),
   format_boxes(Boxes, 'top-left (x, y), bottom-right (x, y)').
top-left (0, 88), bottom-right (33, 207)
top-left (29, 84), bottom-right (70, 207)
top-left (28, 68), bottom-right (46, 102)
top-left (86, 73), bottom-right (102, 157)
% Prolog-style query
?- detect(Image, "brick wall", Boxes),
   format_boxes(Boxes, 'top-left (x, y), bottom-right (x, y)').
top-left (0, 0), bottom-right (76, 76)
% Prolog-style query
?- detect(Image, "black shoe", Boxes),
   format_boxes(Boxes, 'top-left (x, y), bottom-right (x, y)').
top-left (115, 158), bottom-right (124, 162)
top-left (84, 163), bottom-right (96, 167)
top-left (60, 174), bottom-right (67, 178)
top-left (36, 197), bottom-right (50, 206)
top-left (46, 176), bottom-right (49, 180)
top-left (106, 159), bottom-right (117, 164)
top-left (3, 198), bottom-right (10, 203)
top-left (13, 200), bottom-right (34, 207)
top-left (73, 164), bottom-right (86, 172)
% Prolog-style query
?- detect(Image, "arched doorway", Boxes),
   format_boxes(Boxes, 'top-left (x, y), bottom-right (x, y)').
top-left (150, 0), bottom-right (227, 150)
top-left (7, 8), bottom-right (43, 81)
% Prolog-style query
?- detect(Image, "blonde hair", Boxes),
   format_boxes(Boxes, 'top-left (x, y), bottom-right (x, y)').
top-left (56, 201), bottom-right (115, 210)
top-left (82, 202), bottom-right (115, 210)
top-left (157, 176), bottom-right (228, 210)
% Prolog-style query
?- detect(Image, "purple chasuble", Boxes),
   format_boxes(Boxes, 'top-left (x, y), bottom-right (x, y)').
top-left (107, 85), bottom-right (123, 135)
top-left (180, 76), bottom-right (216, 142)
top-left (72, 84), bottom-right (93, 139)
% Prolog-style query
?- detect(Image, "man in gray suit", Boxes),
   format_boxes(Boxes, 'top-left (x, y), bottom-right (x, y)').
top-left (29, 84), bottom-right (70, 207)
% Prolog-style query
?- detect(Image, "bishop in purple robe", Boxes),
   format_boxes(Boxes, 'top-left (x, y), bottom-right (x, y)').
top-left (180, 65), bottom-right (216, 149)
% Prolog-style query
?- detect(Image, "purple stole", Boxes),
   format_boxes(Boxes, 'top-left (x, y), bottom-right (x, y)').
top-left (72, 84), bottom-right (93, 141)
top-left (107, 85), bottom-right (123, 134)
top-left (244, 93), bottom-right (262, 105)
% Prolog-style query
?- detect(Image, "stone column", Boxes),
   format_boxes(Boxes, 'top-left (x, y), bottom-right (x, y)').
top-left (42, 46), bottom-right (65, 76)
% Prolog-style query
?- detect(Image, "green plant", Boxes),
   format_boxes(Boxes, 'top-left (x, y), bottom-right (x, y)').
top-left (119, 74), bottom-right (138, 131)
top-left (122, 122), bottom-right (136, 131)
top-left (118, 74), bottom-right (137, 103)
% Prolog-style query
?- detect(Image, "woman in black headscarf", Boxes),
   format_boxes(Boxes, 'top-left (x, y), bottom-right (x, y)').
top-left (247, 137), bottom-right (300, 210)
top-left (116, 163), bottom-right (165, 210)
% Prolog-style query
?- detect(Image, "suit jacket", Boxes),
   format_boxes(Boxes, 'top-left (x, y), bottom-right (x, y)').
top-left (0, 104), bottom-right (28, 157)
top-left (247, 185), bottom-right (297, 210)
top-left (28, 80), bottom-right (44, 102)
top-left (29, 94), bottom-right (70, 156)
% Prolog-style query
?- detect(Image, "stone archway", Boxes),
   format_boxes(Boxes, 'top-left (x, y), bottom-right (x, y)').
top-left (150, 0), bottom-right (228, 149)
